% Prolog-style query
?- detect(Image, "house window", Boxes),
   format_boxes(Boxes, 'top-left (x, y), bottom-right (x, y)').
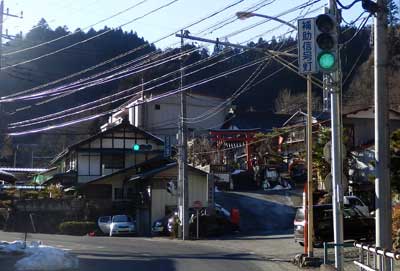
top-left (154, 104), bottom-right (161, 110)
top-left (114, 188), bottom-right (124, 200)
top-left (102, 153), bottom-right (124, 169)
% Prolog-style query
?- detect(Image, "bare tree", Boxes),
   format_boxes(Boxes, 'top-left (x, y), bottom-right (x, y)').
top-left (274, 88), bottom-right (322, 114)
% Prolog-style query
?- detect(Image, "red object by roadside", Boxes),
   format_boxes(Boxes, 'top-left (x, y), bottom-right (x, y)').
top-left (230, 208), bottom-right (240, 225)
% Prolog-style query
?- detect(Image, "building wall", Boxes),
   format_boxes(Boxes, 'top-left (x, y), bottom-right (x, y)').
top-left (128, 94), bottom-right (227, 139)
top-left (73, 127), bottom-right (163, 184)
top-left (344, 118), bottom-right (400, 147)
top-left (150, 171), bottom-right (208, 224)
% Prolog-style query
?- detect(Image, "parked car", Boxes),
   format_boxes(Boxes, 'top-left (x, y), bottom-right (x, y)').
top-left (109, 215), bottom-right (136, 236)
top-left (97, 216), bottom-right (112, 235)
top-left (294, 204), bottom-right (374, 247)
top-left (344, 195), bottom-right (370, 217)
top-left (152, 204), bottom-right (237, 237)
top-left (152, 213), bottom-right (175, 235)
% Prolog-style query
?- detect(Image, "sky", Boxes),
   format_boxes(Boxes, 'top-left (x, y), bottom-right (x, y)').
top-left (2, 0), bottom-right (366, 51)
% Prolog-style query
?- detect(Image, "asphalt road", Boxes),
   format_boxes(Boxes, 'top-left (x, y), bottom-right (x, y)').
top-left (0, 232), bottom-right (268, 271)
top-left (215, 190), bottom-right (299, 234)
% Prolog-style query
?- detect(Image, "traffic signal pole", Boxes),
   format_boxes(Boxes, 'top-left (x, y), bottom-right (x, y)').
top-left (328, 1), bottom-right (344, 270)
top-left (374, 0), bottom-right (391, 268)
top-left (306, 74), bottom-right (314, 257)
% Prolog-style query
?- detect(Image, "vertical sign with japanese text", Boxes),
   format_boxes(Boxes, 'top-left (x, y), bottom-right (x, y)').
top-left (164, 136), bottom-right (171, 157)
top-left (298, 18), bottom-right (317, 74)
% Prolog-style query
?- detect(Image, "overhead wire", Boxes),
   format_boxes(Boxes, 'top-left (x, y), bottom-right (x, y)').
top-left (3, 0), bottom-right (149, 56)
top-left (0, 0), bottom-right (180, 71)
top-left (7, 0), bottom-right (318, 133)
top-left (7, 2), bottom-right (318, 130)
top-left (1, 0), bottom-right (248, 100)
top-left (8, 55), bottom-right (271, 135)
top-left (5, 0), bottom-right (298, 108)
top-left (182, 12), bottom-right (304, 124)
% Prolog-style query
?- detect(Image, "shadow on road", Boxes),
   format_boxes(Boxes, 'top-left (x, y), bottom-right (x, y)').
top-left (215, 192), bottom-right (296, 234)
top-left (79, 256), bottom-right (176, 271)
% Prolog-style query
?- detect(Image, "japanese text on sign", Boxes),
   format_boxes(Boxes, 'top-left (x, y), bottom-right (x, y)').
top-left (298, 18), bottom-right (316, 74)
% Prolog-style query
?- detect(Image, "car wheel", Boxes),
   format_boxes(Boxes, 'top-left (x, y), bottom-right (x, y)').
top-left (299, 242), bottom-right (304, 247)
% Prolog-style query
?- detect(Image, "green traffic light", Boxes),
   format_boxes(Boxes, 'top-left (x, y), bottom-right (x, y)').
top-left (318, 52), bottom-right (335, 70)
top-left (133, 144), bottom-right (140, 151)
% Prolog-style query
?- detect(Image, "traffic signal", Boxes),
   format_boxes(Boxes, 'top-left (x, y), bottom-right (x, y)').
top-left (314, 13), bottom-right (338, 73)
top-left (132, 144), bottom-right (153, 151)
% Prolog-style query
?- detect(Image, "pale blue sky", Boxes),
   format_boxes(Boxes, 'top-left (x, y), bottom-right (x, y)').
top-left (4, 0), bottom-right (365, 50)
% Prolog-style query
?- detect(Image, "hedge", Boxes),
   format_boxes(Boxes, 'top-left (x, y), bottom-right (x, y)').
top-left (59, 221), bottom-right (97, 236)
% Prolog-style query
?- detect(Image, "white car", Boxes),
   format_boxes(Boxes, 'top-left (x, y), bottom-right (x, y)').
top-left (109, 215), bottom-right (136, 236)
top-left (98, 216), bottom-right (112, 234)
top-left (344, 196), bottom-right (370, 217)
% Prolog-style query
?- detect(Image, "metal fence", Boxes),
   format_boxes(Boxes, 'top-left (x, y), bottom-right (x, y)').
top-left (320, 242), bottom-right (400, 271)
top-left (354, 242), bottom-right (400, 271)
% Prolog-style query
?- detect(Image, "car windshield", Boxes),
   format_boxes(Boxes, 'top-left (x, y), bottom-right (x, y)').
top-left (99, 216), bottom-right (111, 223)
top-left (112, 215), bottom-right (132, 223)
top-left (344, 208), bottom-right (361, 218)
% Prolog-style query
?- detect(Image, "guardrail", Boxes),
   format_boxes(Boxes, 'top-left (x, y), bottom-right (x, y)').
top-left (354, 242), bottom-right (400, 271)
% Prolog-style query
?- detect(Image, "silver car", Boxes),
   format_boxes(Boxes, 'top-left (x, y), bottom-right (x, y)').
top-left (109, 215), bottom-right (136, 236)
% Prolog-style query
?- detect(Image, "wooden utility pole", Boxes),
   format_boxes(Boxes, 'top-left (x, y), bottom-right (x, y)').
top-left (178, 30), bottom-right (189, 240)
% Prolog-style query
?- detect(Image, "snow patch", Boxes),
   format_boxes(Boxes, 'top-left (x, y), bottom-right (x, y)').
top-left (0, 240), bottom-right (26, 253)
top-left (231, 169), bottom-right (245, 175)
top-left (0, 240), bottom-right (78, 271)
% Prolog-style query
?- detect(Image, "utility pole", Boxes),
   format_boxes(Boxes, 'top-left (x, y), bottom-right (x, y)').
top-left (374, 0), bottom-right (391, 268)
top-left (328, 1), bottom-right (344, 270)
top-left (178, 30), bottom-right (189, 240)
top-left (306, 74), bottom-right (314, 257)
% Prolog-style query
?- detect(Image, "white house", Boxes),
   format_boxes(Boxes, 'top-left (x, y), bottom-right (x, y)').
top-left (101, 92), bottom-right (228, 141)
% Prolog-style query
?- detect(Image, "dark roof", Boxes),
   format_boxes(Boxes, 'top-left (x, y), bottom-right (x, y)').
top-left (129, 162), bottom-right (208, 181)
top-left (221, 111), bottom-right (290, 132)
top-left (282, 110), bottom-right (330, 127)
top-left (51, 121), bottom-right (164, 165)
top-left (343, 106), bottom-right (400, 117)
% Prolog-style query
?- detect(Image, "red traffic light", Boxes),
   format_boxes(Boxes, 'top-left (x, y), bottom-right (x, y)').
top-left (316, 14), bottom-right (335, 33)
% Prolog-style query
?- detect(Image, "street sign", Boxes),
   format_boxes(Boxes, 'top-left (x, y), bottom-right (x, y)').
top-left (193, 200), bottom-right (202, 209)
top-left (164, 136), bottom-right (171, 157)
top-left (298, 18), bottom-right (317, 74)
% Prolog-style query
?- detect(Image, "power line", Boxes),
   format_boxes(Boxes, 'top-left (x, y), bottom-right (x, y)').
top-left (3, 0), bottom-right (149, 56)
top-left (1, 0), bottom-right (247, 100)
top-left (5, 0), bottom-right (308, 110)
top-left (5, 0), bottom-right (318, 132)
top-left (0, 0), bottom-right (179, 71)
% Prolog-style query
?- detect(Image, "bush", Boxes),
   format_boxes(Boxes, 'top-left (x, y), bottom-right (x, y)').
top-left (58, 221), bottom-right (97, 236)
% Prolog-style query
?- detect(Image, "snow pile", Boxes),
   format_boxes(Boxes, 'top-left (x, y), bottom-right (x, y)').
top-left (0, 240), bottom-right (79, 271)
top-left (16, 245), bottom-right (79, 271)
top-left (0, 240), bottom-right (26, 253)
top-left (231, 169), bottom-right (245, 175)
top-left (272, 184), bottom-right (292, 190)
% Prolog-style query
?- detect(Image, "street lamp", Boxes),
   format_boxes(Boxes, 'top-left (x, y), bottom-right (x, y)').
top-left (236, 12), bottom-right (298, 30)
top-left (236, 11), bottom-right (315, 259)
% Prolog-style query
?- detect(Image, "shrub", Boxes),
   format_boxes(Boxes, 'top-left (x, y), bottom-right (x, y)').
top-left (58, 221), bottom-right (97, 236)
